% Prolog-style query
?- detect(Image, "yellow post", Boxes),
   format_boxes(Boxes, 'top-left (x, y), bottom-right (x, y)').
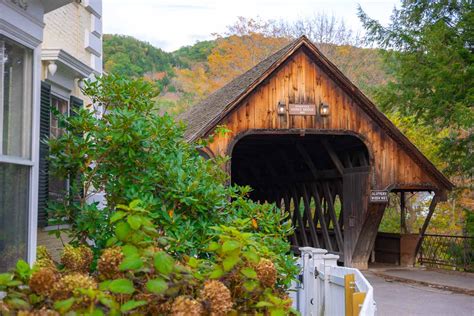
top-left (352, 292), bottom-right (366, 316)
top-left (344, 274), bottom-right (355, 316)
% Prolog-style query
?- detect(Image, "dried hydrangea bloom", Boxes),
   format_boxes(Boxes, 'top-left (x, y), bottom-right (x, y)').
top-left (200, 280), bottom-right (233, 315)
top-left (256, 258), bottom-right (277, 288)
top-left (170, 296), bottom-right (204, 316)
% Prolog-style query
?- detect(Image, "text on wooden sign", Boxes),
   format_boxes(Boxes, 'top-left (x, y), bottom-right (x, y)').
top-left (288, 103), bottom-right (316, 115)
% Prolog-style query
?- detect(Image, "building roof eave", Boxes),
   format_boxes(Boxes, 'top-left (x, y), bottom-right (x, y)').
top-left (41, 0), bottom-right (74, 13)
top-left (42, 48), bottom-right (98, 78)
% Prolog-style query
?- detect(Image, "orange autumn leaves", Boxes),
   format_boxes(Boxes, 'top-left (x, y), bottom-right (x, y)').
top-left (175, 33), bottom-right (289, 102)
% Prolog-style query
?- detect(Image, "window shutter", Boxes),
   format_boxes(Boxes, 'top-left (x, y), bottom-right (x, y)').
top-left (70, 95), bottom-right (84, 114)
top-left (38, 82), bottom-right (51, 227)
top-left (69, 95), bottom-right (84, 200)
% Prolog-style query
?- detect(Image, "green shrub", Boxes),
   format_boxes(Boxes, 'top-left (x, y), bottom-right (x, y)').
top-left (47, 75), bottom-right (240, 255)
top-left (0, 200), bottom-right (297, 315)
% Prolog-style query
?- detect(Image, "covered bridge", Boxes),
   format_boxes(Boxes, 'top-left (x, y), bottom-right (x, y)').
top-left (179, 36), bottom-right (453, 268)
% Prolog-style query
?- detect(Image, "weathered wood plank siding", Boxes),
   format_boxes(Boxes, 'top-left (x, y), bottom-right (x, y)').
top-left (204, 49), bottom-right (438, 191)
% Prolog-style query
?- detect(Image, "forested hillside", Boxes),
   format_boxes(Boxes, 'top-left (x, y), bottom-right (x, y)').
top-left (103, 16), bottom-right (389, 114)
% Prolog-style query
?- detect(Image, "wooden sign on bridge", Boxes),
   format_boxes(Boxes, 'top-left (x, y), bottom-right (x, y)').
top-left (370, 191), bottom-right (389, 203)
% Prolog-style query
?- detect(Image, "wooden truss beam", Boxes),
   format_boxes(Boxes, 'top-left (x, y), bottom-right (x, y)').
top-left (322, 182), bottom-right (344, 252)
top-left (310, 183), bottom-right (333, 251)
top-left (321, 139), bottom-right (345, 175)
top-left (300, 184), bottom-right (320, 248)
top-left (415, 194), bottom-right (439, 255)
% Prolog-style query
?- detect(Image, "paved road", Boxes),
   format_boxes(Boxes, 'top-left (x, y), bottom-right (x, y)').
top-left (364, 271), bottom-right (474, 316)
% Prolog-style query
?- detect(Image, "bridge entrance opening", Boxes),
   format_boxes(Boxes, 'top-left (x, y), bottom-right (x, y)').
top-left (230, 132), bottom-right (371, 265)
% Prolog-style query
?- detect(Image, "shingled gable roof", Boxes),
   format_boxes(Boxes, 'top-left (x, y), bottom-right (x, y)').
top-left (178, 36), bottom-right (453, 191)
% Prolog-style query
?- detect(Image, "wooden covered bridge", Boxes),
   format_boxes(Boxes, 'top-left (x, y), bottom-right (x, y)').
top-left (179, 36), bottom-right (453, 268)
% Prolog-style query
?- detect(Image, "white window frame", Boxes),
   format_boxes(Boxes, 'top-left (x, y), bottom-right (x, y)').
top-left (50, 92), bottom-right (70, 137)
top-left (0, 27), bottom-right (41, 266)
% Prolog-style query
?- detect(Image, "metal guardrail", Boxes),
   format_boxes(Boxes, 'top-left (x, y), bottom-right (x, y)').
top-left (289, 247), bottom-right (376, 316)
top-left (419, 234), bottom-right (474, 272)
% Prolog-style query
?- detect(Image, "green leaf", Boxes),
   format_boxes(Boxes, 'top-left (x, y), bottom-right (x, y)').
top-left (28, 293), bottom-right (41, 305)
top-left (106, 236), bottom-right (118, 247)
top-left (54, 297), bottom-right (75, 313)
top-left (188, 257), bottom-right (199, 268)
top-left (209, 266), bottom-right (224, 279)
top-left (16, 259), bottom-right (30, 271)
top-left (99, 280), bottom-right (112, 291)
top-left (109, 279), bottom-right (135, 294)
top-left (243, 250), bottom-right (260, 264)
top-left (119, 256), bottom-right (143, 271)
top-left (241, 267), bottom-right (257, 279)
top-left (16, 260), bottom-right (31, 279)
top-left (153, 251), bottom-right (174, 276)
top-left (115, 221), bottom-right (131, 241)
top-left (99, 296), bottom-right (118, 309)
top-left (121, 244), bottom-right (138, 257)
top-left (116, 204), bottom-right (130, 211)
top-left (207, 241), bottom-right (220, 251)
top-left (0, 273), bottom-right (13, 285)
top-left (255, 301), bottom-right (273, 308)
top-left (127, 215), bottom-right (143, 230)
top-left (120, 300), bottom-right (147, 312)
top-left (146, 278), bottom-right (168, 294)
top-left (6, 280), bottom-right (22, 286)
top-left (270, 309), bottom-right (287, 316)
top-left (223, 256), bottom-right (239, 272)
top-left (90, 309), bottom-right (105, 316)
top-left (267, 293), bottom-right (283, 305)
top-left (110, 211), bottom-right (127, 223)
top-left (6, 298), bottom-right (28, 310)
top-left (243, 280), bottom-right (258, 291)
top-left (129, 199), bottom-right (141, 209)
top-left (222, 240), bottom-right (240, 253)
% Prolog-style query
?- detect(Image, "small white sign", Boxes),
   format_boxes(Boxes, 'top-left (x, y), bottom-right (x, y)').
top-left (370, 190), bottom-right (389, 203)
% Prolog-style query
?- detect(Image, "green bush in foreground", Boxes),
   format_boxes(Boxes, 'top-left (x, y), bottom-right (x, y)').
top-left (45, 75), bottom-right (295, 269)
top-left (0, 200), bottom-right (297, 315)
top-left (0, 75), bottom-right (298, 314)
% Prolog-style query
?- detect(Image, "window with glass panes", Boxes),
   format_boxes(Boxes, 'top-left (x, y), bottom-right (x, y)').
top-left (0, 35), bottom-right (33, 271)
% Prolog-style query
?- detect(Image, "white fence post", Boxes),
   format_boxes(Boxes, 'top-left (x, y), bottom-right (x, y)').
top-left (289, 248), bottom-right (375, 316)
top-left (310, 248), bottom-right (327, 316)
top-left (323, 253), bottom-right (339, 316)
top-left (299, 247), bottom-right (314, 315)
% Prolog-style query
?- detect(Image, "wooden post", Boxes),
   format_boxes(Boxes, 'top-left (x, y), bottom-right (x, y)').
top-left (415, 194), bottom-right (439, 256)
top-left (400, 191), bottom-right (407, 234)
top-left (344, 274), bottom-right (355, 316)
top-left (351, 203), bottom-right (387, 269)
top-left (352, 292), bottom-right (366, 316)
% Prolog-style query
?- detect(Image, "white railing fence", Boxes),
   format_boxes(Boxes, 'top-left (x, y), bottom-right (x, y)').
top-left (289, 247), bottom-right (376, 316)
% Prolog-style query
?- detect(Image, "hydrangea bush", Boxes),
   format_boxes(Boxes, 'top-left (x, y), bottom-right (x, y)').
top-left (0, 201), bottom-right (297, 315)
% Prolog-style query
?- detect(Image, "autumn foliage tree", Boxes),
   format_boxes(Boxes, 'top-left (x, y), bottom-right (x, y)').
top-left (174, 15), bottom-right (387, 111)
top-left (175, 18), bottom-right (289, 103)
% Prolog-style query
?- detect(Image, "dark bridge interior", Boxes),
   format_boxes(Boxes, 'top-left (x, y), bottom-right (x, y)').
top-left (231, 133), bottom-right (370, 261)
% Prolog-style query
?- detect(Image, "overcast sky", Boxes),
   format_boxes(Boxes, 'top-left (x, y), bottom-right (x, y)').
top-left (103, 0), bottom-right (400, 52)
